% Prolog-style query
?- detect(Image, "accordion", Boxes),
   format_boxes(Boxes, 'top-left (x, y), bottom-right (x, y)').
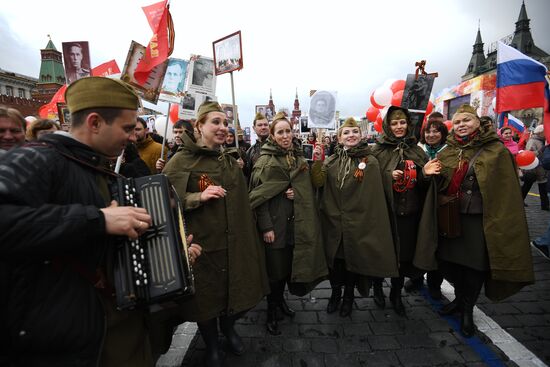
top-left (110, 174), bottom-right (194, 310)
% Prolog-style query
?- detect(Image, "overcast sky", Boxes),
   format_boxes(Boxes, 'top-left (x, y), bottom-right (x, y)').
top-left (1, 0), bottom-right (549, 130)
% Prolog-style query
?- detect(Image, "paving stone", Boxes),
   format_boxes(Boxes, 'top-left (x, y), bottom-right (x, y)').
top-left (366, 335), bottom-right (400, 351)
top-left (292, 310), bottom-right (320, 324)
top-left (395, 333), bottom-right (439, 348)
top-left (341, 322), bottom-right (373, 337)
top-left (299, 324), bottom-right (342, 339)
top-left (318, 311), bottom-right (356, 324)
top-left (357, 351), bottom-right (400, 366)
top-left (337, 336), bottom-right (371, 354)
top-left (256, 353), bottom-right (292, 367)
top-left (395, 347), bottom-right (464, 366)
top-left (249, 338), bottom-right (283, 353)
top-left (311, 339), bottom-right (338, 354)
top-left (281, 338), bottom-right (311, 353)
top-left (291, 352), bottom-right (326, 367)
top-left (324, 353), bottom-right (361, 367)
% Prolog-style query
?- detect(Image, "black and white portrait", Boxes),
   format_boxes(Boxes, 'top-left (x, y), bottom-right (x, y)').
top-left (181, 93), bottom-right (196, 110)
top-left (62, 41), bottom-right (91, 84)
top-left (160, 58), bottom-right (188, 103)
top-left (256, 105), bottom-right (268, 116)
top-left (308, 90), bottom-right (336, 129)
top-left (401, 74), bottom-right (435, 111)
top-left (188, 55), bottom-right (216, 95)
top-left (300, 116), bottom-right (310, 134)
top-left (302, 143), bottom-right (314, 161)
top-left (213, 31), bottom-right (243, 76)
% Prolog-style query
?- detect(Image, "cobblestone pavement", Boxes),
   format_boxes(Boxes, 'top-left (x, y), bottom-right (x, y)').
top-left (156, 191), bottom-right (550, 367)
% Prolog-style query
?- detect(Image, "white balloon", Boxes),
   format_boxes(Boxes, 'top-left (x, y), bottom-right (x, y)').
top-left (491, 97), bottom-right (496, 111)
top-left (382, 78), bottom-right (398, 89)
top-left (380, 105), bottom-right (390, 119)
top-left (25, 116), bottom-right (37, 123)
top-left (153, 115), bottom-right (174, 140)
top-left (373, 87), bottom-right (393, 107)
top-left (520, 157), bottom-right (539, 170)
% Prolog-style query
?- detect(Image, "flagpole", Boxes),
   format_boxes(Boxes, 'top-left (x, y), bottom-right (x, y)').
top-left (230, 71), bottom-right (239, 150)
top-left (161, 102), bottom-right (171, 160)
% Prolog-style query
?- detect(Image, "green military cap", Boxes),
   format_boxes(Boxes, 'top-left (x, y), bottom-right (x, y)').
top-left (388, 109), bottom-right (407, 121)
top-left (197, 101), bottom-right (224, 120)
top-left (65, 77), bottom-right (140, 113)
top-left (338, 117), bottom-right (360, 136)
top-left (254, 112), bottom-right (266, 121)
top-left (454, 104), bottom-right (478, 119)
top-left (272, 111), bottom-right (289, 122)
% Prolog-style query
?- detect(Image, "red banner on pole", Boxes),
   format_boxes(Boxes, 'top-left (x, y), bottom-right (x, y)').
top-left (92, 60), bottom-right (121, 77)
top-left (133, 0), bottom-right (175, 85)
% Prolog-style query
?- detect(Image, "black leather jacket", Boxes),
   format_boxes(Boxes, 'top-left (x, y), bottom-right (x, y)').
top-left (0, 133), bottom-right (113, 366)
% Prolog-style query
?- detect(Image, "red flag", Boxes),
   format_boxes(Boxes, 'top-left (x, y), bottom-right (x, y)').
top-left (133, 0), bottom-right (175, 85)
top-left (92, 60), bottom-right (121, 77)
top-left (38, 84), bottom-right (68, 118)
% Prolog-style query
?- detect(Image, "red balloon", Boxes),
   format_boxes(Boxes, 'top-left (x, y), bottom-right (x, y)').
top-left (390, 80), bottom-right (406, 94)
top-left (374, 114), bottom-right (383, 132)
top-left (370, 92), bottom-right (383, 109)
top-left (366, 106), bottom-right (380, 122)
top-left (444, 120), bottom-right (453, 131)
top-left (391, 90), bottom-right (404, 107)
top-left (425, 101), bottom-right (434, 115)
top-left (169, 104), bottom-right (179, 123)
top-left (516, 150), bottom-right (536, 166)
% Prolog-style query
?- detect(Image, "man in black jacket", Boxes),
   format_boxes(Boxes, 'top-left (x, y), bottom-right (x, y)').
top-left (243, 112), bottom-right (269, 180)
top-left (0, 77), bottom-right (154, 366)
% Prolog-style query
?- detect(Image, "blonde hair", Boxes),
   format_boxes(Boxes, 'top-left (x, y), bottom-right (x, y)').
top-left (0, 106), bottom-right (26, 132)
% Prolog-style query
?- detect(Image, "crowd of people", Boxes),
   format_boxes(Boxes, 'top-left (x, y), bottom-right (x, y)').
top-left (0, 76), bottom-right (542, 367)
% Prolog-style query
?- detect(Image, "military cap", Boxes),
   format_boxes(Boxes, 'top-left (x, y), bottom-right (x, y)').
top-left (338, 117), bottom-right (360, 136)
top-left (388, 109), bottom-right (408, 121)
top-left (197, 101), bottom-right (224, 120)
top-left (272, 111), bottom-right (289, 122)
top-left (65, 77), bottom-right (140, 113)
top-left (254, 112), bottom-right (266, 121)
top-left (453, 104), bottom-right (478, 119)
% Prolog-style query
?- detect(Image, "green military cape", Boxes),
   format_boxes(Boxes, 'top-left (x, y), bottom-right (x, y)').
top-left (162, 133), bottom-right (269, 321)
top-left (249, 139), bottom-right (328, 296)
top-left (311, 141), bottom-right (399, 296)
top-left (437, 129), bottom-right (534, 301)
top-left (370, 106), bottom-right (439, 271)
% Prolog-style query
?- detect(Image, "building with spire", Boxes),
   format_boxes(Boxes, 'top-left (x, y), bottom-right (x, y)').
top-left (435, 1), bottom-right (549, 124)
top-left (267, 88), bottom-right (276, 121)
top-left (291, 88), bottom-right (301, 126)
top-left (32, 37), bottom-right (66, 101)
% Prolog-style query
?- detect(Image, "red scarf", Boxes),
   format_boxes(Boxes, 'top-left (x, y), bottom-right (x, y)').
top-left (446, 131), bottom-right (479, 196)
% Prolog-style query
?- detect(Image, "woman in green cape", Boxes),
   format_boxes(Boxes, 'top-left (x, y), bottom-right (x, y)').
top-left (311, 117), bottom-right (398, 317)
top-left (249, 112), bottom-right (328, 335)
top-left (163, 102), bottom-right (268, 367)
top-left (371, 106), bottom-right (441, 316)
top-left (436, 104), bottom-right (534, 338)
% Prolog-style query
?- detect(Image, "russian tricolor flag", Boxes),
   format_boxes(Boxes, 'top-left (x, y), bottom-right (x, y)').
top-left (496, 41), bottom-right (548, 113)
top-left (507, 113), bottom-right (525, 133)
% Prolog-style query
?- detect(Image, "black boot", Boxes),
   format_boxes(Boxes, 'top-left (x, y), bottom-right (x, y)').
top-left (390, 277), bottom-right (406, 316)
top-left (439, 298), bottom-right (462, 315)
top-left (340, 271), bottom-right (356, 317)
top-left (427, 270), bottom-right (443, 300)
top-left (460, 268), bottom-right (485, 338)
top-left (404, 276), bottom-right (423, 292)
top-left (266, 302), bottom-right (280, 336)
top-left (219, 314), bottom-right (245, 356)
top-left (197, 319), bottom-right (224, 367)
top-left (268, 280), bottom-right (285, 321)
top-left (326, 286), bottom-right (342, 314)
top-left (372, 278), bottom-right (385, 309)
top-left (539, 183), bottom-right (549, 210)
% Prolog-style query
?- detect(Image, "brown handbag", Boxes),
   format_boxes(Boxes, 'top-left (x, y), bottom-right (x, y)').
top-left (438, 193), bottom-right (461, 238)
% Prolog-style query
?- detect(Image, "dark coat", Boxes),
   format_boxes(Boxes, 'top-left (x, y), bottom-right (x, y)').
top-left (163, 133), bottom-right (269, 321)
top-left (311, 141), bottom-right (399, 284)
top-left (0, 134), bottom-right (110, 366)
top-left (371, 106), bottom-right (439, 273)
top-left (249, 139), bottom-right (328, 295)
top-left (437, 128), bottom-right (534, 301)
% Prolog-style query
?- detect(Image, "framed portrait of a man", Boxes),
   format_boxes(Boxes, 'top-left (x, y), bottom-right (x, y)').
top-left (187, 55), bottom-right (216, 95)
top-left (120, 40), bottom-right (167, 104)
top-left (159, 58), bottom-right (189, 103)
top-left (255, 105), bottom-right (268, 117)
top-left (401, 74), bottom-right (435, 111)
top-left (62, 41), bottom-right (91, 84)
top-left (308, 90), bottom-right (336, 129)
top-left (57, 103), bottom-right (71, 131)
top-left (302, 143), bottom-right (314, 161)
top-left (212, 31), bottom-right (243, 76)
top-left (221, 104), bottom-right (238, 125)
top-left (300, 116), bottom-right (310, 134)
